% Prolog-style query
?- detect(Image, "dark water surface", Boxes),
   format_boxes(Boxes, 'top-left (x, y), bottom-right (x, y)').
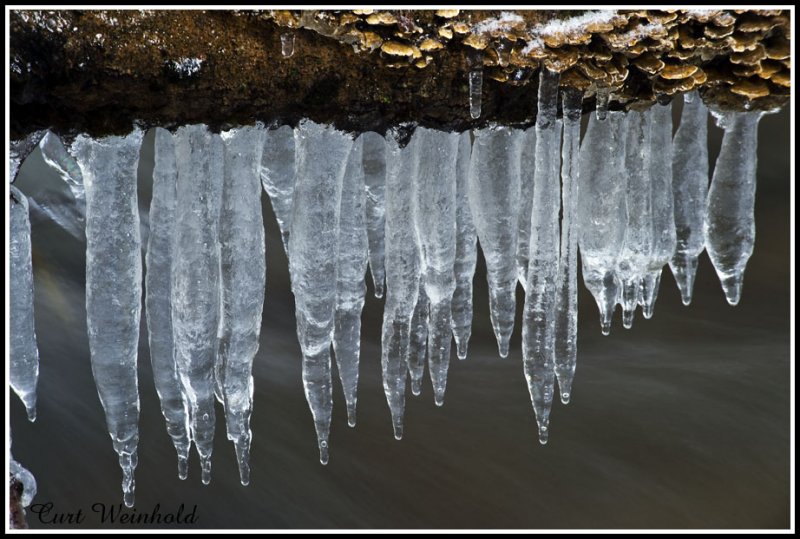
top-left (9, 108), bottom-right (790, 529)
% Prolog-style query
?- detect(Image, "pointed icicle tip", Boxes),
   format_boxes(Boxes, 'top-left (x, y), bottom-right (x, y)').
top-left (560, 392), bottom-right (571, 405)
top-left (200, 457), bottom-right (212, 485)
top-left (456, 338), bottom-right (469, 360)
top-left (318, 440), bottom-right (329, 465)
top-left (434, 386), bottom-right (446, 407)
top-left (177, 456), bottom-right (189, 480)
top-left (538, 425), bottom-right (549, 445)
top-left (26, 408), bottom-right (36, 423)
top-left (722, 273), bottom-right (744, 306)
top-left (123, 491), bottom-right (135, 509)
top-left (622, 309), bottom-right (634, 329)
top-left (373, 283), bottom-right (385, 299)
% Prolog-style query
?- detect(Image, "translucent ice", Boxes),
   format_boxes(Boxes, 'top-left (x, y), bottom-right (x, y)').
top-left (451, 131), bottom-right (477, 360)
top-left (260, 125), bottom-right (296, 254)
top-left (362, 132), bottom-right (388, 298)
top-left (468, 126), bottom-right (524, 357)
top-left (10, 130), bottom-right (46, 182)
top-left (219, 126), bottom-right (266, 485)
top-left (670, 92), bottom-right (709, 305)
top-left (522, 67), bottom-right (561, 445)
top-left (72, 129), bottom-right (144, 507)
top-left (408, 282), bottom-right (429, 396)
top-left (577, 112), bottom-right (627, 335)
top-left (469, 67), bottom-right (483, 119)
top-left (414, 127), bottom-right (459, 406)
top-left (705, 110), bottom-right (763, 306)
top-left (289, 120), bottom-right (353, 462)
top-left (145, 128), bottom-right (191, 480)
top-left (516, 127), bottom-right (536, 288)
top-left (10, 186), bottom-right (39, 422)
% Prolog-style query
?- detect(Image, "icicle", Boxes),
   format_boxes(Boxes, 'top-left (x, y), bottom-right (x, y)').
top-left (218, 126), bottom-right (266, 486)
top-left (451, 131), bottom-right (477, 360)
top-left (408, 282), bottom-right (428, 396)
top-left (414, 127), bottom-right (459, 406)
top-left (553, 89), bottom-right (581, 405)
top-left (577, 112), bottom-right (627, 336)
top-left (10, 186), bottom-right (39, 422)
top-left (10, 432), bottom-right (37, 509)
top-left (171, 125), bottom-right (224, 485)
top-left (469, 64), bottom-right (483, 119)
top-left (362, 132), bottom-right (388, 298)
top-left (670, 92), bottom-right (709, 305)
top-left (705, 110), bottom-right (763, 306)
top-left (260, 125), bottom-right (296, 254)
top-left (145, 128), bottom-right (191, 481)
top-left (595, 87), bottom-right (610, 121)
top-left (382, 128), bottom-right (421, 439)
top-left (333, 136), bottom-right (368, 428)
top-left (10, 130), bottom-right (46, 182)
top-left (281, 32), bottom-right (295, 58)
top-left (468, 126), bottom-right (524, 357)
top-left (641, 103), bottom-right (677, 319)
top-left (522, 67), bottom-right (561, 445)
top-left (289, 121), bottom-right (353, 463)
top-left (516, 127), bottom-right (536, 288)
top-left (71, 129), bottom-right (144, 507)
top-left (617, 110), bottom-right (653, 329)
top-left (13, 133), bottom-right (86, 240)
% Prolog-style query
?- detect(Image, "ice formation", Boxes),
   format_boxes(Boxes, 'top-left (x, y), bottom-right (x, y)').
top-left (8, 86), bottom-right (772, 506)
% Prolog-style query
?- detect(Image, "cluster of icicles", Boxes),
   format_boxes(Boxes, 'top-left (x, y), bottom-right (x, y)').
top-left (9, 68), bottom-right (766, 508)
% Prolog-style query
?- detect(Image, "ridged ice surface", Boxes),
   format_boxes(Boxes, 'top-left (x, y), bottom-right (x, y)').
top-left (382, 128), bottom-right (421, 439)
top-left (333, 135), bottom-right (368, 428)
top-left (289, 120), bottom-right (354, 462)
top-left (10, 92), bottom-right (774, 496)
top-left (172, 125), bottom-right (224, 485)
top-left (362, 131), bottom-right (388, 299)
top-left (522, 67), bottom-right (561, 445)
top-left (10, 186), bottom-right (39, 422)
top-left (71, 129), bottom-right (144, 508)
top-left (705, 110), bottom-right (763, 306)
top-left (219, 126), bottom-right (267, 485)
top-left (145, 128), bottom-right (191, 481)
top-left (468, 125), bottom-right (524, 357)
top-left (260, 125), bottom-right (296, 253)
top-left (414, 127), bottom-right (459, 406)
top-left (578, 112), bottom-right (627, 335)
top-left (670, 92), bottom-right (709, 305)
top-left (451, 131), bottom-right (477, 360)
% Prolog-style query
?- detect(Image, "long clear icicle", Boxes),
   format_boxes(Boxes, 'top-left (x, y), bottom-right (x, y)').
top-left (522, 67), bottom-right (561, 445)
top-left (617, 110), bottom-right (653, 329)
top-left (382, 128), bottom-right (421, 438)
top-left (72, 130), bottom-right (144, 507)
top-left (172, 125), bottom-right (224, 485)
top-left (641, 103), bottom-right (677, 319)
top-left (333, 135), bottom-right (368, 428)
top-left (705, 110), bottom-right (763, 306)
top-left (260, 125), bottom-right (296, 254)
top-left (289, 121), bottom-right (353, 463)
top-left (553, 89), bottom-right (581, 405)
top-left (516, 127), bottom-right (536, 287)
top-left (414, 127), bottom-right (459, 406)
top-left (670, 92), bottom-right (709, 305)
top-left (408, 282), bottom-right (428, 395)
top-left (577, 112), bottom-right (627, 335)
top-left (10, 185), bottom-right (39, 422)
top-left (468, 126), bottom-right (523, 357)
top-left (451, 131), bottom-right (477, 360)
top-left (40, 131), bottom-right (86, 205)
top-left (145, 128), bottom-right (191, 480)
top-left (219, 126), bottom-right (266, 486)
top-left (362, 132), bottom-right (388, 298)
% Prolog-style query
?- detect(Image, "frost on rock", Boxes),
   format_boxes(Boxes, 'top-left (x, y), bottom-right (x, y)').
top-left (260, 125), bottom-right (296, 254)
top-left (289, 120), bottom-right (354, 463)
top-left (553, 89), bottom-right (581, 405)
top-left (219, 126), bottom-right (267, 485)
top-left (451, 131), bottom-right (477, 360)
top-left (468, 125), bottom-right (524, 358)
top-left (414, 127), bottom-right (459, 406)
top-left (522, 67), bottom-right (561, 445)
top-left (382, 128), bottom-right (421, 439)
top-left (172, 125), bottom-right (224, 486)
top-left (670, 92), bottom-right (709, 305)
top-left (578, 111), bottom-right (627, 336)
top-left (361, 131), bottom-right (388, 298)
top-left (705, 110), bottom-right (763, 306)
top-left (333, 135), bottom-right (368, 428)
top-left (71, 129), bottom-right (144, 508)
top-left (10, 186), bottom-right (39, 422)
top-left (145, 128), bottom-right (191, 480)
